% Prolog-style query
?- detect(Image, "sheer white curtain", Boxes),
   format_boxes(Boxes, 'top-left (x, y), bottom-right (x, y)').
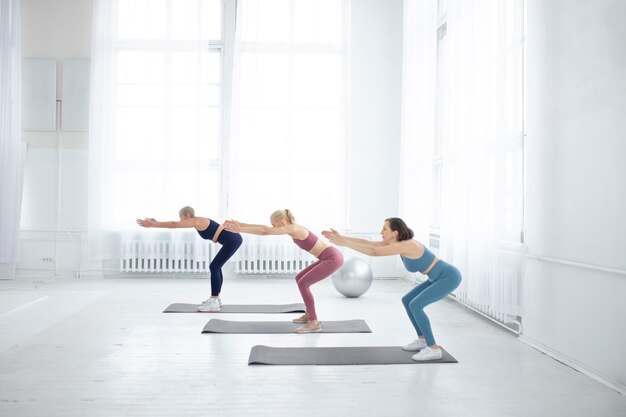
top-left (0, 0), bottom-right (23, 273)
top-left (89, 0), bottom-right (223, 260)
top-left (228, 0), bottom-right (349, 232)
top-left (399, 0), bottom-right (436, 245)
top-left (401, 0), bottom-right (525, 327)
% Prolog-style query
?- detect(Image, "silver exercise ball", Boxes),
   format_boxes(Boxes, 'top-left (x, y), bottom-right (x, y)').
top-left (332, 258), bottom-right (373, 298)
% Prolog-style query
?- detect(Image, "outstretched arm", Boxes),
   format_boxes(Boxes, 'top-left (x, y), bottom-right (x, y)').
top-left (322, 228), bottom-right (386, 247)
top-left (323, 228), bottom-right (408, 257)
top-left (137, 217), bottom-right (198, 229)
top-left (223, 220), bottom-right (297, 236)
top-left (237, 222), bottom-right (269, 228)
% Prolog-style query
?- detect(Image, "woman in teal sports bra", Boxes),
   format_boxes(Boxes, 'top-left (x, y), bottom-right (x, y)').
top-left (323, 217), bottom-right (462, 361)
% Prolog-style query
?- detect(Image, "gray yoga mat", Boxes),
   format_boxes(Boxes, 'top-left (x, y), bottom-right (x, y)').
top-left (202, 319), bottom-right (372, 334)
top-left (163, 303), bottom-right (305, 314)
top-left (248, 345), bottom-right (458, 365)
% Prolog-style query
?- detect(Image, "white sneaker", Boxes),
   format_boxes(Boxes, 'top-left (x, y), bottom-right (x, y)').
top-left (201, 297), bottom-right (223, 306)
top-left (197, 298), bottom-right (221, 312)
top-left (402, 339), bottom-right (427, 351)
top-left (411, 347), bottom-right (443, 361)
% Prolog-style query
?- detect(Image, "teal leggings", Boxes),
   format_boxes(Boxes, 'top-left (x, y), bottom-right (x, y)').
top-left (401, 261), bottom-right (462, 346)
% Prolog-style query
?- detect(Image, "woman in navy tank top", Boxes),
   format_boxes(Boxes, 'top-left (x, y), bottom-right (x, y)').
top-left (323, 218), bottom-right (462, 361)
top-left (137, 206), bottom-right (242, 312)
top-left (224, 209), bottom-right (344, 333)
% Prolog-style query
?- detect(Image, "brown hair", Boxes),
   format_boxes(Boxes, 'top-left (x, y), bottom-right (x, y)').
top-left (271, 209), bottom-right (295, 224)
top-left (385, 217), bottom-right (414, 241)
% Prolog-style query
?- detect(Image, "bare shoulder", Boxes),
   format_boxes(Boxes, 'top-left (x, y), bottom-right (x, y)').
top-left (192, 217), bottom-right (210, 230)
top-left (400, 239), bottom-right (426, 258)
top-left (290, 224), bottom-right (309, 240)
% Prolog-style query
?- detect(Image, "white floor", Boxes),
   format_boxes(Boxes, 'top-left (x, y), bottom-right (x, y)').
top-left (0, 276), bottom-right (624, 417)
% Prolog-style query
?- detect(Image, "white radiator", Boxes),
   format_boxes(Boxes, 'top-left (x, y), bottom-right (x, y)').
top-left (121, 240), bottom-right (213, 273)
top-left (234, 236), bottom-right (315, 275)
top-left (451, 250), bottom-right (524, 333)
top-left (456, 287), bottom-right (521, 331)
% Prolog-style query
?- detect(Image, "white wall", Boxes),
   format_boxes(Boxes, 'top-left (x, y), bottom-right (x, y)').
top-left (18, 0), bottom-right (405, 279)
top-left (349, 0), bottom-right (403, 277)
top-left (524, 0), bottom-right (626, 391)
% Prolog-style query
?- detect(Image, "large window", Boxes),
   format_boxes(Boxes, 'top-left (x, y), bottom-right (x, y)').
top-left (400, 0), bottom-right (525, 329)
top-left (228, 0), bottom-right (349, 229)
top-left (106, 0), bottom-right (225, 227)
top-left (431, 18), bottom-right (447, 244)
top-left (90, 0), bottom-right (348, 236)
top-left (431, 0), bottom-right (524, 244)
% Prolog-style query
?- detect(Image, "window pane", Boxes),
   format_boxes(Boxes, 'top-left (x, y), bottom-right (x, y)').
top-left (292, 109), bottom-right (343, 162)
top-left (293, 54), bottom-right (341, 107)
top-left (166, 108), bottom-right (219, 161)
top-left (117, 52), bottom-right (165, 84)
top-left (112, 170), bottom-right (164, 229)
top-left (169, 108), bottom-right (219, 161)
top-left (238, 108), bottom-right (289, 162)
top-left (170, 85), bottom-right (220, 107)
top-left (290, 170), bottom-right (345, 230)
top-left (115, 107), bottom-right (165, 160)
top-left (172, 0), bottom-right (222, 41)
top-left (202, 52), bottom-right (221, 85)
top-left (199, 108), bottom-right (220, 160)
top-left (118, 0), bottom-right (167, 40)
top-left (231, 169), bottom-right (290, 220)
top-left (203, 0), bottom-right (222, 40)
top-left (170, 109), bottom-right (197, 160)
top-left (171, 51), bottom-right (221, 85)
top-left (166, 170), bottom-right (219, 217)
top-left (117, 84), bottom-right (164, 106)
top-left (294, 0), bottom-right (342, 44)
top-left (241, 53), bottom-right (289, 107)
top-left (241, 0), bottom-right (290, 42)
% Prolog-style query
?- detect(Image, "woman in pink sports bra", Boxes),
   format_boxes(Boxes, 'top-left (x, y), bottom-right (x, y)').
top-left (223, 209), bottom-right (344, 333)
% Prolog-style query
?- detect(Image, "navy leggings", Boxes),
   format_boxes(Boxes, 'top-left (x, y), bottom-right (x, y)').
top-left (209, 230), bottom-right (243, 296)
top-left (401, 260), bottom-right (462, 346)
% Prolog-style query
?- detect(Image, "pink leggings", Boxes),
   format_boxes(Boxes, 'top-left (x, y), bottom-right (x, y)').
top-left (295, 247), bottom-right (344, 321)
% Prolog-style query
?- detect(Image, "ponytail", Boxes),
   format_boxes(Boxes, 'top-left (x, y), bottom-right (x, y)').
top-left (271, 209), bottom-right (296, 224)
top-left (284, 209), bottom-right (295, 224)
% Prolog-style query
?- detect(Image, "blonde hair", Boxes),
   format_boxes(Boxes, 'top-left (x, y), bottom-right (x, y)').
top-left (179, 206), bottom-right (195, 218)
top-left (271, 209), bottom-right (295, 224)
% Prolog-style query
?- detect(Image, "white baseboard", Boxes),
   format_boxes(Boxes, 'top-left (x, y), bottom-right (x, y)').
top-left (518, 335), bottom-right (625, 396)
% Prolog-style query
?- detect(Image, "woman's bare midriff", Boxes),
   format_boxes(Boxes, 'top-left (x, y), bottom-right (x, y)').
top-left (309, 239), bottom-right (332, 258)
top-left (212, 224), bottom-right (224, 242)
top-left (423, 257), bottom-right (440, 275)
